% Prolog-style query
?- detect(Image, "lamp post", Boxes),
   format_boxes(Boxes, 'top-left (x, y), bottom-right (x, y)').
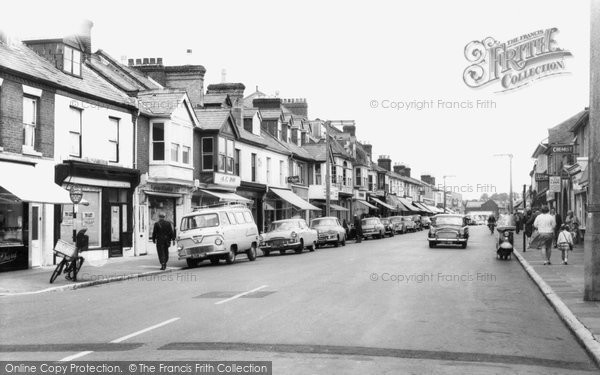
top-left (494, 153), bottom-right (514, 213)
top-left (443, 175), bottom-right (455, 212)
top-left (69, 185), bottom-right (83, 242)
top-left (325, 122), bottom-right (331, 217)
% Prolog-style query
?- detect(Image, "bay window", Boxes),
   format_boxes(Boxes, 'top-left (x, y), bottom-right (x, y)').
top-left (171, 143), bottom-right (180, 162)
top-left (152, 122), bottom-right (165, 161)
top-left (202, 137), bottom-right (214, 171)
top-left (182, 146), bottom-right (190, 164)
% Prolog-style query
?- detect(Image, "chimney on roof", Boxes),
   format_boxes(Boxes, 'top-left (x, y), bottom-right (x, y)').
top-left (253, 97), bottom-right (282, 109)
top-left (363, 143), bottom-right (372, 161)
top-left (393, 163), bottom-right (405, 175)
top-left (421, 174), bottom-right (436, 186)
top-left (77, 19), bottom-right (93, 58)
top-left (378, 155), bottom-right (392, 171)
top-left (342, 125), bottom-right (356, 137)
top-left (402, 167), bottom-right (411, 178)
top-left (281, 97), bottom-right (308, 117)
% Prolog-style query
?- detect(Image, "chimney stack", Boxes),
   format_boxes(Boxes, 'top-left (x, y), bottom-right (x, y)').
top-left (393, 163), bottom-right (405, 175)
top-left (342, 125), bottom-right (356, 137)
top-left (281, 98), bottom-right (308, 117)
top-left (421, 174), bottom-right (436, 186)
top-left (378, 155), bottom-right (392, 171)
top-left (77, 20), bottom-right (94, 58)
top-left (363, 144), bottom-right (372, 161)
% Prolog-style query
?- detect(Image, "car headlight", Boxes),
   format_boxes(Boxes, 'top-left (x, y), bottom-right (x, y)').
top-left (214, 238), bottom-right (223, 246)
top-left (291, 231), bottom-right (298, 239)
top-left (177, 245), bottom-right (183, 251)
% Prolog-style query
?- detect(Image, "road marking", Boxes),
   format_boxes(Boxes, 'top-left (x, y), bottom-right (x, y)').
top-left (110, 317), bottom-right (180, 343)
top-left (59, 351), bottom-right (93, 362)
top-left (215, 285), bottom-right (268, 305)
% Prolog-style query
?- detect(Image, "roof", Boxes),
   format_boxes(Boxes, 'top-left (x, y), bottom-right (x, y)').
top-left (569, 109), bottom-right (589, 133)
top-left (302, 142), bottom-right (327, 162)
top-left (0, 41), bottom-right (135, 108)
top-left (194, 108), bottom-right (233, 130)
top-left (466, 201), bottom-right (484, 208)
top-left (259, 108), bottom-right (282, 120)
top-left (137, 90), bottom-right (187, 116)
top-left (203, 93), bottom-right (230, 106)
top-left (243, 89), bottom-right (268, 108)
top-left (548, 110), bottom-right (585, 144)
top-left (89, 50), bottom-right (162, 92)
top-left (243, 107), bottom-right (259, 118)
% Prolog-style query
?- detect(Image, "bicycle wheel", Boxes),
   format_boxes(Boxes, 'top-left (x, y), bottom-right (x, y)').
top-left (72, 257), bottom-right (84, 281)
top-left (50, 258), bottom-right (67, 284)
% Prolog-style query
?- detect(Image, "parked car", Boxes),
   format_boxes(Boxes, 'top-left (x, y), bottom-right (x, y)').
top-left (427, 214), bottom-right (470, 249)
top-left (177, 203), bottom-right (259, 268)
top-left (421, 216), bottom-right (432, 229)
top-left (388, 216), bottom-right (407, 234)
top-left (260, 219), bottom-right (318, 256)
top-left (380, 218), bottom-right (395, 237)
top-left (310, 217), bottom-right (346, 248)
top-left (362, 217), bottom-right (385, 239)
top-left (412, 215), bottom-right (423, 231)
top-left (401, 216), bottom-right (417, 232)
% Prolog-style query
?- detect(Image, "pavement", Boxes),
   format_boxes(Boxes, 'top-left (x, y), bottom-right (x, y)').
top-left (512, 231), bottom-right (600, 366)
top-left (1, 226), bottom-right (598, 374)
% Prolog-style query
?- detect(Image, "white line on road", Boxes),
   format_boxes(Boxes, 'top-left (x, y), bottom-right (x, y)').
top-left (58, 351), bottom-right (93, 362)
top-left (215, 285), bottom-right (268, 305)
top-left (110, 317), bottom-right (180, 343)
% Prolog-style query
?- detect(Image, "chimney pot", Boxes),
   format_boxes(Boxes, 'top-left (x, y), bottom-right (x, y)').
top-left (128, 58), bottom-right (134, 66)
top-left (135, 58), bottom-right (142, 65)
top-left (149, 57), bottom-right (156, 64)
top-left (157, 57), bottom-right (163, 65)
top-left (143, 58), bottom-right (149, 64)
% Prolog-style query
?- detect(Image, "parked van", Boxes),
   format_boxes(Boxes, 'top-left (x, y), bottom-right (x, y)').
top-left (176, 203), bottom-right (259, 268)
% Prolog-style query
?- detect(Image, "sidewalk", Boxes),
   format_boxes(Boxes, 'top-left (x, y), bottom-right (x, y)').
top-left (513, 236), bottom-right (600, 366)
top-left (0, 253), bottom-right (188, 296)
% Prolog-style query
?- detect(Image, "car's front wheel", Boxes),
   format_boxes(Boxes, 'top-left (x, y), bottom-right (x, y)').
top-left (461, 242), bottom-right (468, 249)
top-left (308, 241), bottom-right (316, 252)
top-left (225, 249), bottom-right (236, 264)
top-left (263, 250), bottom-right (270, 257)
top-left (210, 258), bottom-right (220, 265)
top-left (429, 241), bottom-right (436, 248)
top-left (341, 235), bottom-right (346, 246)
top-left (186, 258), bottom-right (200, 268)
top-left (295, 239), bottom-right (304, 254)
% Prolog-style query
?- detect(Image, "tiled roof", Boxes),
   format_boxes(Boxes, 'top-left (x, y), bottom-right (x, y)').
top-left (243, 89), bottom-right (267, 108)
top-left (0, 41), bottom-right (135, 107)
top-left (203, 93), bottom-right (230, 106)
top-left (549, 110), bottom-right (585, 144)
top-left (90, 50), bottom-right (162, 92)
top-left (302, 142), bottom-right (327, 162)
top-left (466, 201), bottom-right (484, 208)
top-left (243, 107), bottom-right (258, 118)
top-left (259, 108), bottom-right (282, 120)
top-left (194, 108), bottom-right (233, 130)
top-left (137, 90), bottom-right (187, 116)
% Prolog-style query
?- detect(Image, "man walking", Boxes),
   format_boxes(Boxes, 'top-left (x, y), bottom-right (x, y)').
top-left (533, 206), bottom-right (556, 265)
top-left (353, 215), bottom-right (363, 243)
top-left (152, 213), bottom-right (176, 270)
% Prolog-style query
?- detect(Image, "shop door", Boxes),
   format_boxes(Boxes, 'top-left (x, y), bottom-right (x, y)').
top-left (29, 204), bottom-right (42, 267)
top-left (109, 204), bottom-right (122, 257)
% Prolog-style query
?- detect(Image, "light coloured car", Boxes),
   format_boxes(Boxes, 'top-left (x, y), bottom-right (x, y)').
top-left (177, 204), bottom-right (259, 268)
top-left (260, 219), bottom-right (318, 256)
top-left (310, 216), bottom-right (346, 248)
top-left (421, 216), bottom-right (432, 229)
top-left (428, 214), bottom-right (469, 248)
top-left (401, 216), bottom-right (417, 232)
top-left (361, 217), bottom-right (385, 240)
top-left (388, 216), bottom-right (407, 234)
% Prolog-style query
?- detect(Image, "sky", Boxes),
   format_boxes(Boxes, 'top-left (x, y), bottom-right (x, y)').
top-left (0, 0), bottom-right (591, 199)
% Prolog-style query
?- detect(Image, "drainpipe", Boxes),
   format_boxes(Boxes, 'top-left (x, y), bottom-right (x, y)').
top-left (132, 105), bottom-right (140, 256)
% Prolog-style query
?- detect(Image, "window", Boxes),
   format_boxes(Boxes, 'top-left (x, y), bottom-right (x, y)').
top-left (243, 211), bottom-right (253, 223)
top-left (69, 107), bottom-right (82, 157)
top-left (234, 149), bottom-right (240, 176)
top-left (315, 164), bottom-right (322, 185)
top-left (226, 139), bottom-right (234, 173)
top-left (23, 96), bottom-right (37, 149)
top-left (298, 163), bottom-right (305, 184)
top-left (219, 212), bottom-right (230, 225)
top-left (201, 137), bottom-right (214, 171)
top-left (251, 153), bottom-right (257, 182)
top-left (152, 123), bottom-right (165, 161)
top-left (280, 160), bottom-right (284, 185)
top-left (331, 163), bottom-right (337, 184)
top-left (218, 137), bottom-right (226, 172)
top-left (108, 117), bottom-right (119, 162)
top-left (171, 143), bottom-right (180, 162)
top-left (227, 212), bottom-right (237, 225)
top-left (182, 146), bottom-right (190, 164)
top-left (266, 157), bottom-right (271, 184)
top-left (63, 46), bottom-right (82, 76)
top-left (235, 212), bottom-right (245, 224)
top-left (356, 168), bottom-right (362, 186)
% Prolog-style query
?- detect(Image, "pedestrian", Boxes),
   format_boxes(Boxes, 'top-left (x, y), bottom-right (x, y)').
top-left (353, 215), bottom-right (363, 243)
top-left (556, 224), bottom-right (573, 265)
top-left (533, 206), bottom-right (556, 265)
top-left (342, 219), bottom-right (349, 238)
top-left (514, 212), bottom-right (521, 234)
top-left (525, 208), bottom-right (539, 246)
top-left (565, 210), bottom-right (581, 245)
top-left (152, 213), bottom-right (176, 270)
top-left (550, 208), bottom-right (562, 248)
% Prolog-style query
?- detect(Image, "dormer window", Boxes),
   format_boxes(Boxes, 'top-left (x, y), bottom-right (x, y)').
top-left (63, 46), bottom-right (82, 76)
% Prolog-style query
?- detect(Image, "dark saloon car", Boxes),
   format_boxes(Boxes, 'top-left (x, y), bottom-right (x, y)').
top-left (380, 218), bottom-right (395, 237)
top-left (427, 214), bottom-right (469, 248)
top-left (310, 217), bottom-right (347, 247)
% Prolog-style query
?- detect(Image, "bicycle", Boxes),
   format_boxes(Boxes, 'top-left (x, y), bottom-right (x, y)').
top-left (50, 239), bottom-right (85, 283)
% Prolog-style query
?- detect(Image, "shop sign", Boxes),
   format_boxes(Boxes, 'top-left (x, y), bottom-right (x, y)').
top-left (549, 176), bottom-right (561, 193)
top-left (550, 145), bottom-right (573, 154)
top-left (354, 190), bottom-right (366, 200)
top-left (214, 172), bottom-right (241, 187)
top-left (287, 176), bottom-right (300, 184)
top-left (308, 184), bottom-right (339, 200)
top-left (535, 173), bottom-right (549, 181)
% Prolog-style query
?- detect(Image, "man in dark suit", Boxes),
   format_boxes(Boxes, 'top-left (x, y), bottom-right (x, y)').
top-left (152, 213), bottom-right (175, 270)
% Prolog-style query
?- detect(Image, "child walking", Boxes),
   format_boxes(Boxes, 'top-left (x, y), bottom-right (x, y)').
top-left (556, 224), bottom-right (573, 265)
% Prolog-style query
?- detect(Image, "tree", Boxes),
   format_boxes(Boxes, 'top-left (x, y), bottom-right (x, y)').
top-left (480, 193), bottom-right (489, 201)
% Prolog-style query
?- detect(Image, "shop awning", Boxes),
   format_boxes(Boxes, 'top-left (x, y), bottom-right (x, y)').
top-left (398, 197), bottom-right (418, 212)
top-left (425, 204), bottom-right (442, 213)
top-left (270, 188), bottom-right (320, 210)
top-left (0, 161), bottom-right (72, 204)
top-left (355, 199), bottom-right (378, 210)
top-left (414, 202), bottom-right (434, 213)
top-left (370, 197), bottom-right (395, 210)
top-left (199, 189), bottom-right (251, 203)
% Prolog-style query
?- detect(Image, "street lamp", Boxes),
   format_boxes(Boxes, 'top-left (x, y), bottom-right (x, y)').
top-left (443, 175), bottom-right (455, 212)
top-left (494, 153), bottom-right (514, 213)
top-left (69, 185), bottom-right (83, 242)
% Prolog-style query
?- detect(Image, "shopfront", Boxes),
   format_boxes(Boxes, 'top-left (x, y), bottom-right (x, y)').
top-left (55, 161), bottom-right (140, 259)
top-left (236, 181), bottom-right (266, 231)
top-left (1, 159), bottom-right (72, 271)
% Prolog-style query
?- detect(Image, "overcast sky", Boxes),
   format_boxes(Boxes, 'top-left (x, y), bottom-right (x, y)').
top-left (1, 0), bottom-right (590, 199)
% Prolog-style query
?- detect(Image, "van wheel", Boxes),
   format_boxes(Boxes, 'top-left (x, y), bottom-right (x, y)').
top-left (225, 249), bottom-right (236, 264)
top-left (247, 244), bottom-right (257, 261)
top-left (186, 258), bottom-right (200, 268)
top-left (308, 241), bottom-right (316, 252)
top-left (210, 258), bottom-right (220, 265)
top-left (295, 239), bottom-right (304, 254)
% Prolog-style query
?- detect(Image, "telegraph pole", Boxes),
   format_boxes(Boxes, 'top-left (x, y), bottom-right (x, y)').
top-left (585, 0), bottom-right (600, 301)
top-left (325, 122), bottom-right (331, 217)
top-left (522, 184), bottom-right (526, 252)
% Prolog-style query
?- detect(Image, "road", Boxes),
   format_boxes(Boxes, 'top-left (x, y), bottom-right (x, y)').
top-left (0, 226), bottom-right (597, 374)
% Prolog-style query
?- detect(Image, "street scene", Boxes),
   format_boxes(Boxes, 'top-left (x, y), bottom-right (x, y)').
top-left (1, 0), bottom-right (600, 374)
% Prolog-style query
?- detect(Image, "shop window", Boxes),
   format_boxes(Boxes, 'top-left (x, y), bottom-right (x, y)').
top-left (152, 123), bottom-right (165, 161)
top-left (202, 137), bottom-right (214, 171)
top-left (0, 201), bottom-right (25, 247)
top-left (148, 196), bottom-right (176, 237)
top-left (60, 190), bottom-right (100, 247)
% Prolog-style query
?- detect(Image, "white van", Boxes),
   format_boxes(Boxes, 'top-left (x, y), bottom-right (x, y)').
top-left (177, 203), bottom-right (259, 268)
